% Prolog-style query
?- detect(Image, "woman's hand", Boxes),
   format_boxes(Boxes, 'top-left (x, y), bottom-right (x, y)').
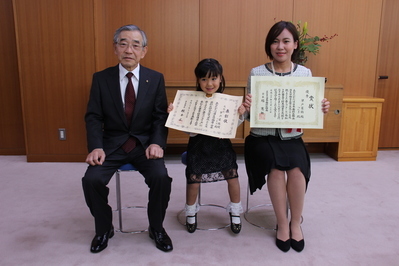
top-left (238, 94), bottom-right (252, 115)
top-left (243, 94), bottom-right (252, 113)
top-left (322, 98), bottom-right (330, 114)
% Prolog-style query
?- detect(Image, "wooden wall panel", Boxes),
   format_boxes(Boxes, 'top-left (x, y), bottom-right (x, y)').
top-left (294, 0), bottom-right (383, 96)
top-left (13, 0), bottom-right (95, 161)
top-left (200, 0), bottom-right (293, 83)
top-left (94, 0), bottom-right (200, 82)
top-left (0, 0), bottom-right (25, 155)
top-left (9, 0), bottom-right (387, 161)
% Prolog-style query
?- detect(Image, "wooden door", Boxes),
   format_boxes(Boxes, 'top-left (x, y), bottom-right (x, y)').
top-left (0, 0), bottom-right (25, 155)
top-left (375, 0), bottom-right (399, 148)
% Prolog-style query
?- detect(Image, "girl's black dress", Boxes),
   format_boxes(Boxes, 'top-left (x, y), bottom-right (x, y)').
top-left (186, 134), bottom-right (238, 184)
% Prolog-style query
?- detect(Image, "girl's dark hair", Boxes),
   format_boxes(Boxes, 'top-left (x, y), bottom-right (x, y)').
top-left (194, 58), bottom-right (225, 93)
top-left (265, 21), bottom-right (299, 61)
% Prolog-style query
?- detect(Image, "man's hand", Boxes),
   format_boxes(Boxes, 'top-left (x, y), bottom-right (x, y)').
top-left (85, 148), bottom-right (105, 166)
top-left (145, 144), bottom-right (164, 159)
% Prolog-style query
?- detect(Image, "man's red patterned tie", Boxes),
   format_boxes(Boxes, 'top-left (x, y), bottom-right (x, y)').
top-left (121, 72), bottom-right (136, 153)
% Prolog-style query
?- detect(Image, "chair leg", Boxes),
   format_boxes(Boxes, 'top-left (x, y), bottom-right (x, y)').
top-left (115, 171), bottom-right (123, 232)
top-left (115, 169), bottom-right (148, 234)
top-left (198, 184), bottom-right (202, 206)
top-left (246, 181), bottom-right (250, 213)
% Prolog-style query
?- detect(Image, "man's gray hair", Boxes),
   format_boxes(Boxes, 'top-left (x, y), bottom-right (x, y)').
top-left (113, 25), bottom-right (148, 47)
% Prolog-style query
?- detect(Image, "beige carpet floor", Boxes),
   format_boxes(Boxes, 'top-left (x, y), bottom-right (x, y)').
top-left (1, 151), bottom-right (398, 265)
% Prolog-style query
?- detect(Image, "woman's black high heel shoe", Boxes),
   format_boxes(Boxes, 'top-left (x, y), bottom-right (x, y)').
top-left (290, 238), bottom-right (305, 252)
top-left (229, 213), bottom-right (242, 234)
top-left (290, 225), bottom-right (305, 252)
top-left (275, 225), bottom-right (291, 252)
top-left (186, 213), bottom-right (197, 233)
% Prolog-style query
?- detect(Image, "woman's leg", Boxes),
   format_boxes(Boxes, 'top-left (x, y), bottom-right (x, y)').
top-left (286, 167), bottom-right (306, 241)
top-left (267, 168), bottom-right (289, 241)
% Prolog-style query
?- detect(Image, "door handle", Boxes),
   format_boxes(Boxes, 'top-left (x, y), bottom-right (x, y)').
top-left (379, 76), bottom-right (389, 79)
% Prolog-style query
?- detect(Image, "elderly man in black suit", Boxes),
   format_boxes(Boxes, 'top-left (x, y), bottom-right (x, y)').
top-left (82, 25), bottom-right (172, 253)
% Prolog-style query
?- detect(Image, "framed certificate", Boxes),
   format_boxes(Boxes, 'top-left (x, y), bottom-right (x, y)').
top-left (165, 90), bottom-right (243, 138)
top-left (250, 76), bottom-right (325, 129)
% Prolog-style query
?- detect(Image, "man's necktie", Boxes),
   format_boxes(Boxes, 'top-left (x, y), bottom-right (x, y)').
top-left (121, 72), bottom-right (136, 153)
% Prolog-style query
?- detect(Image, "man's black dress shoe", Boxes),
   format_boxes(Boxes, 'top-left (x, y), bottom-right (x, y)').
top-left (148, 227), bottom-right (173, 252)
top-left (90, 226), bottom-right (114, 253)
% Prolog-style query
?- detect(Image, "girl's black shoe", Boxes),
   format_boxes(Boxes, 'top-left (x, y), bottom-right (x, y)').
top-left (186, 214), bottom-right (197, 233)
top-left (229, 213), bottom-right (242, 234)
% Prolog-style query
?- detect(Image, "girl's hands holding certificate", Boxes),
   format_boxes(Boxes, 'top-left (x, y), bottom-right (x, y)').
top-left (167, 103), bottom-right (174, 113)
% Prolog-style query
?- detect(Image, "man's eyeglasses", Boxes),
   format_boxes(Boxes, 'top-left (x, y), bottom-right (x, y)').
top-left (116, 41), bottom-right (143, 51)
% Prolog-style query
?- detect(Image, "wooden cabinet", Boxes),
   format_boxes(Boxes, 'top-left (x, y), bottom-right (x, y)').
top-left (303, 85), bottom-right (343, 143)
top-left (326, 97), bottom-right (384, 161)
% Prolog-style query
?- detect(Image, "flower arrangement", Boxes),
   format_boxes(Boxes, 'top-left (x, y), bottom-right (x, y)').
top-left (295, 21), bottom-right (338, 65)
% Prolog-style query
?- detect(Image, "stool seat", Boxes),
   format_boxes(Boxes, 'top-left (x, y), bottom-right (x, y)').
top-left (118, 163), bottom-right (137, 171)
top-left (181, 151), bottom-right (187, 165)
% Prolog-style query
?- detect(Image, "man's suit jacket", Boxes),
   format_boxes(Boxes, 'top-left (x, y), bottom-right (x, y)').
top-left (85, 64), bottom-right (168, 156)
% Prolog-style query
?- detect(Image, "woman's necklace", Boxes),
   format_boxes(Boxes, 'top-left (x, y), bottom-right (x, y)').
top-left (271, 61), bottom-right (293, 76)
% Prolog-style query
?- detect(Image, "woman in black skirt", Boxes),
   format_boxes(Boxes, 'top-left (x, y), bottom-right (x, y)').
top-left (244, 21), bottom-right (330, 252)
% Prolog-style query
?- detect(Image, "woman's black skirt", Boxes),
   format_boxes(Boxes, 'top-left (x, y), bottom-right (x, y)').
top-left (244, 134), bottom-right (310, 194)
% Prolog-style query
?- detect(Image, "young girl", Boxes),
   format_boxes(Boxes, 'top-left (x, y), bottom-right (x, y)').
top-left (168, 58), bottom-right (250, 234)
top-left (245, 21), bottom-right (330, 252)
